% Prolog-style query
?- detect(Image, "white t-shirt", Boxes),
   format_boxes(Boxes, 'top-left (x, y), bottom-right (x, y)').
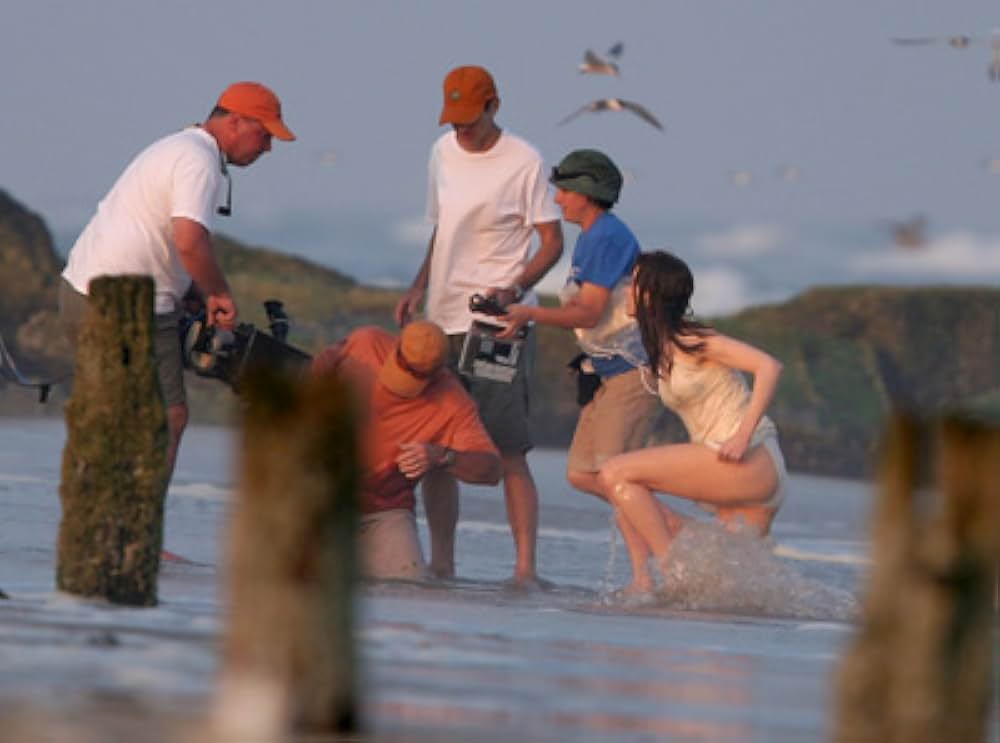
top-left (62, 127), bottom-right (224, 315)
top-left (424, 130), bottom-right (560, 334)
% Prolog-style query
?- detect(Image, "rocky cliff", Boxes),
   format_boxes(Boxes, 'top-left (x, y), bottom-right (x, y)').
top-left (2, 188), bottom-right (997, 479)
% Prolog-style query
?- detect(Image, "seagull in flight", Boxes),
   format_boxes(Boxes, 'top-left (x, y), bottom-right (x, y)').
top-left (886, 214), bottom-right (928, 250)
top-left (558, 98), bottom-right (663, 130)
top-left (891, 34), bottom-right (975, 48)
top-left (892, 29), bottom-right (1000, 81)
top-left (578, 42), bottom-right (624, 76)
top-left (728, 170), bottom-right (753, 188)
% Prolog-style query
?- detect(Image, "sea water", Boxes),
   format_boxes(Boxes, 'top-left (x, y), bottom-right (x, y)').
top-left (0, 417), bottom-right (950, 741)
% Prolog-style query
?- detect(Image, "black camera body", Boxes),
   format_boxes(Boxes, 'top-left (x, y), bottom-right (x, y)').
top-left (181, 299), bottom-right (312, 391)
top-left (468, 293), bottom-right (506, 316)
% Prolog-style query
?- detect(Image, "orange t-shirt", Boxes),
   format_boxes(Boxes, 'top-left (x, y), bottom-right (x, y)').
top-left (312, 327), bottom-right (498, 514)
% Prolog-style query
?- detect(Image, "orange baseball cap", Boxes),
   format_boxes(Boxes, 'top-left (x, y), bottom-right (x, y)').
top-left (378, 320), bottom-right (449, 398)
top-left (217, 81), bottom-right (296, 141)
top-left (438, 65), bottom-right (497, 125)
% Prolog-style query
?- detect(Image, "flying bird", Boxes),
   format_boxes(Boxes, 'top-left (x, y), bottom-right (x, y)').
top-left (887, 214), bottom-right (928, 250)
top-left (558, 98), bottom-right (663, 130)
top-left (891, 34), bottom-right (974, 48)
top-left (726, 170), bottom-right (753, 188)
top-left (776, 164), bottom-right (801, 183)
top-left (892, 29), bottom-right (1000, 81)
top-left (578, 42), bottom-right (624, 76)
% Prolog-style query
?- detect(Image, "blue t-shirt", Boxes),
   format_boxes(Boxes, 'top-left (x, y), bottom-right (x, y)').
top-left (568, 212), bottom-right (641, 378)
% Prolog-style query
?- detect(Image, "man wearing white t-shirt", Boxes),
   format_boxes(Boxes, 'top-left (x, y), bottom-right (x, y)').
top-left (60, 81), bottom-right (296, 478)
top-left (394, 65), bottom-right (563, 587)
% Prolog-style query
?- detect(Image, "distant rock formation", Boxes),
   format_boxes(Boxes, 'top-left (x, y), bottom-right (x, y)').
top-left (1, 188), bottom-right (997, 480)
top-left (0, 189), bottom-right (63, 340)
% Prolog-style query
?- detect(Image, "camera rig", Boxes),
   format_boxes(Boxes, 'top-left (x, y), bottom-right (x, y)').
top-left (181, 299), bottom-right (312, 390)
top-left (458, 294), bottom-right (527, 384)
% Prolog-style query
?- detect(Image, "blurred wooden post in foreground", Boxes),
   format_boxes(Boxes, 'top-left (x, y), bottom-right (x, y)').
top-left (57, 275), bottom-right (169, 606)
top-left (213, 367), bottom-right (360, 740)
top-left (834, 413), bottom-right (1000, 743)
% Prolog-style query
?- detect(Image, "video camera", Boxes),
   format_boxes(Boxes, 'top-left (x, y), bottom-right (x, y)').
top-left (459, 293), bottom-right (526, 384)
top-left (468, 292), bottom-right (506, 317)
top-left (181, 299), bottom-right (312, 390)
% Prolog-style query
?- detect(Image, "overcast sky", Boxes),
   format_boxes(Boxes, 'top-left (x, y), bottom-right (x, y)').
top-left (2, 1), bottom-right (998, 314)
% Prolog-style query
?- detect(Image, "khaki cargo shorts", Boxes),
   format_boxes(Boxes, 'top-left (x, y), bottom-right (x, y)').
top-left (567, 366), bottom-right (661, 473)
top-left (358, 509), bottom-right (428, 580)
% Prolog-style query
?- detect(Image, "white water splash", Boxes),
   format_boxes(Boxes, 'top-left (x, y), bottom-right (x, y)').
top-left (654, 520), bottom-right (859, 621)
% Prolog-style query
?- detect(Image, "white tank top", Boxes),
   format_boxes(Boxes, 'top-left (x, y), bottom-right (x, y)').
top-left (657, 356), bottom-right (777, 449)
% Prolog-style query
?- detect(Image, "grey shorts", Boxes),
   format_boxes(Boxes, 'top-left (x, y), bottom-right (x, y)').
top-left (358, 509), bottom-right (428, 580)
top-left (567, 366), bottom-right (662, 474)
top-left (58, 278), bottom-right (186, 408)
top-left (446, 329), bottom-right (535, 455)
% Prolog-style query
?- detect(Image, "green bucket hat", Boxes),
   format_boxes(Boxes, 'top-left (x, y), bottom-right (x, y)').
top-left (549, 149), bottom-right (623, 205)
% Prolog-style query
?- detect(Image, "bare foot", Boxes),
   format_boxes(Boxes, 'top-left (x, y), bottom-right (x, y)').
top-left (428, 562), bottom-right (455, 580)
top-left (618, 578), bottom-right (654, 598)
top-left (160, 549), bottom-right (191, 564)
top-left (602, 579), bottom-right (656, 607)
top-left (503, 573), bottom-right (556, 592)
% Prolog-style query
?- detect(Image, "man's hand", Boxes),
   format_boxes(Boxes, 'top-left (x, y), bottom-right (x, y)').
top-left (484, 286), bottom-right (521, 308)
top-left (396, 441), bottom-right (447, 480)
top-left (498, 304), bottom-right (534, 338)
top-left (207, 294), bottom-right (237, 330)
top-left (394, 286), bottom-right (425, 328)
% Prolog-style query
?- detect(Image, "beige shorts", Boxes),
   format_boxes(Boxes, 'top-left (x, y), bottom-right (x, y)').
top-left (358, 509), bottom-right (428, 580)
top-left (567, 367), bottom-right (661, 474)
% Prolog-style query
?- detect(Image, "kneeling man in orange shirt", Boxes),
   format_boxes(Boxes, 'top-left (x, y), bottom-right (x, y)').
top-left (312, 321), bottom-right (501, 580)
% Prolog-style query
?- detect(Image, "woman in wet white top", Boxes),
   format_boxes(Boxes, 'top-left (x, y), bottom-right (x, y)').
top-left (598, 250), bottom-right (788, 595)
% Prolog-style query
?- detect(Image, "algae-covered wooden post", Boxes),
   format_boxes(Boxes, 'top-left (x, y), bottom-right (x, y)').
top-left (56, 275), bottom-right (170, 606)
top-left (833, 413), bottom-right (1000, 743)
top-left (214, 366), bottom-right (360, 739)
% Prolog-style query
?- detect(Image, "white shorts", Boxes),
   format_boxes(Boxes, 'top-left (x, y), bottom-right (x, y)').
top-left (701, 418), bottom-right (788, 512)
top-left (358, 509), bottom-right (428, 580)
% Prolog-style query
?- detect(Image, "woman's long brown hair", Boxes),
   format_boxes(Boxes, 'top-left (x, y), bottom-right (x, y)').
top-left (633, 251), bottom-right (712, 377)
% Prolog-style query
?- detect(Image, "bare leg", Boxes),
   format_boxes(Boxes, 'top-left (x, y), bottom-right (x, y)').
top-left (567, 468), bottom-right (610, 503)
top-left (607, 481), bottom-right (678, 558)
top-left (600, 442), bottom-right (780, 565)
top-left (502, 452), bottom-right (540, 584)
top-left (420, 468), bottom-right (459, 578)
top-left (166, 402), bottom-right (188, 480)
top-left (159, 402), bottom-right (189, 563)
top-left (570, 468), bottom-right (655, 592)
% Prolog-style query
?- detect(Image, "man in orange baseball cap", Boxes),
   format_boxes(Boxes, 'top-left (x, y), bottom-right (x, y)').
top-left (216, 81), bottom-right (296, 145)
top-left (312, 322), bottom-right (501, 580)
top-left (395, 64), bottom-right (563, 587)
top-left (60, 81), bottom-right (297, 524)
top-left (437, 65), bottom-right (498, 127)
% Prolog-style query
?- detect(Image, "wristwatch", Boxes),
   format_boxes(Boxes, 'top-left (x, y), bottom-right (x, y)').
top-left (509, 283), bottom-right (525, 301)
top-left (439, 447), bottom-right (456, 469)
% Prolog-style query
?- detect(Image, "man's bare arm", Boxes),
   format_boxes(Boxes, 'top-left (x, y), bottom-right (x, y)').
top-left (489, 220), bottom-right (564, 305)
top-left (396, 442), bottom-right (502, 485)
top-left (172, 217), bottom-right (236, 329)
top-left (394, 227), bottom-right (436, 327)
